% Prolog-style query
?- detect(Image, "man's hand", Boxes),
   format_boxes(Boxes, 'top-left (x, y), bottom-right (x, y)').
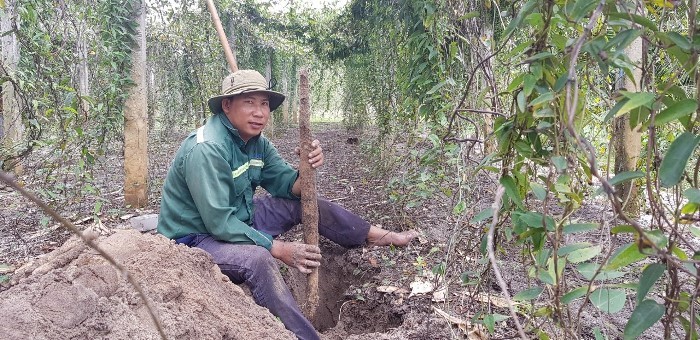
top-left (295, 139), bottom-right (324, 169)
top-left (270, 240), bottom-right (322, 274)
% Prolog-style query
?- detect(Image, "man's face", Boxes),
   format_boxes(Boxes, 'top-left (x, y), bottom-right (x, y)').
top-left (222, 92), bottom-right (270, 142)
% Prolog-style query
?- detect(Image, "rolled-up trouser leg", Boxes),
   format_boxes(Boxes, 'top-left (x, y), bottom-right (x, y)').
top-left (252, 195), bottom-right (370, 248)
top-left (194, 236), bottom-right (320, 340)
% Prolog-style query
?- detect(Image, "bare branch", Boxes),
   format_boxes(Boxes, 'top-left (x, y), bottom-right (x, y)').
top-left (487, 185), bottom-right (528, 340)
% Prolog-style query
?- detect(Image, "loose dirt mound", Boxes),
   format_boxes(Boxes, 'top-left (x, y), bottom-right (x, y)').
top-left (0, 229), bottom-right (294, 340)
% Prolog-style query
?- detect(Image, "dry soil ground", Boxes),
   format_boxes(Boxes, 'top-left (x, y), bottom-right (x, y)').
top-left (0, 122), bottom-right (674, 339)
top-left (0, 123), bottom-right (465, 339)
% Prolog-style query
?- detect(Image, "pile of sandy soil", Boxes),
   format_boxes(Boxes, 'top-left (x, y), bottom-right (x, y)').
top-left (0, 229), bottom-right (294, 339)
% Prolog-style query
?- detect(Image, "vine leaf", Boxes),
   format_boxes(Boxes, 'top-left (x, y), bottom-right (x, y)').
top-left (567, 245), bottom-right (601, 263)
top-left (578, 263), bottom-right (626, 281)
top-left (513, 287), bottom-right (543, 301)
top-left (659, 132), bottom-right (700, 187)
top-left (637, 263), bottom-right (665, 304)
top-left (562, 286), bottom-right (592, 305)
top-left (563, 223), bottom-right (598, 234)
top-left (595, 171), bottom-right (644, 196)
top-left (684, 188), bottom-right (700, 203)
top-left (605, 243), bottom-right (646, 270)
top-left (652, 99), bottom-right (698, 127)
top-left (623, 300), bottom-right (665, 340)
top-left (617, 91), bottom-right (655, 116)
top-left (471, 208), bottom-right (494, 223)
top-left (589, 288), bottom-right (626, 313)
top-left (500, 175), bottom-right (523, 209)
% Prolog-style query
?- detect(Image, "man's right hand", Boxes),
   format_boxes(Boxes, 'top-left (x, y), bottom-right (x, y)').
top-left (270, 240), bottom-right (322, 274)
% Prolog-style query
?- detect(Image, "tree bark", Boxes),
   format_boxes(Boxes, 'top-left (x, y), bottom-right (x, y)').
top-left (264, 51), bottom-right (274, 136)
top-left (76, 15), bottom-right (90, 116)
top-left (298, 68), bottom-right (319, 319)
top-left (613, 3), bottom-right (644, 216)
top-left (1, 0), bottom-right (23, 174)
top-left (124, 0), bottom-right (149, 207)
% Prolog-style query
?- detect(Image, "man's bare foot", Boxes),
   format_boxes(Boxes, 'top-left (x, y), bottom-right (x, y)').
top-left (366, 225), bottom-right (419, 247)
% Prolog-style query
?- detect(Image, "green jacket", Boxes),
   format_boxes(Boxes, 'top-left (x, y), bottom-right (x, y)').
top-left (157, 114), bottom-right (299, 250)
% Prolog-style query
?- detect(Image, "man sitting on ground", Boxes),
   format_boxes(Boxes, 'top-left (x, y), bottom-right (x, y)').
top-left (157, 69), bottom-right (417, 340)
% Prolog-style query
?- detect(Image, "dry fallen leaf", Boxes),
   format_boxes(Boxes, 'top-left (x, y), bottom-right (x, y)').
top-left (475, 292), bottom-right (516, 309)
top-left (432, 287), bottom-right (447, 302)
top-left (409, 280), bottom-right (434, 297)
top-left (368, 257), bottom-right (379, 267)
top-left (377, 285), bottom-right (409, 294)
top-left (432, 306), bottom-right (488, 339)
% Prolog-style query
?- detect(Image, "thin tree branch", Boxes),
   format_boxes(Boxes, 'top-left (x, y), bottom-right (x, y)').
top-left (457, 108), bottom-right (507, 117)
top-left (487, 185), bottom-right (528, 340)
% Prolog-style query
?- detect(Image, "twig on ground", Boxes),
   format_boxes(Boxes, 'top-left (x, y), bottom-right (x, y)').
top-left (0, 171), bottom-right (168, 340)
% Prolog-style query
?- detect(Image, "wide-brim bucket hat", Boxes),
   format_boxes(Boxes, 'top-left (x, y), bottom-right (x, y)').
top-left (207, 69), bottom-right (285, 115)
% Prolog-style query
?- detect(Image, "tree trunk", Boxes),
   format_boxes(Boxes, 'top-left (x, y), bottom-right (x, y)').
top-left (76, 17), bottom-right (90, 116)
top-left (298, 69), bottom-right (319, 320)
top-left (1, 0), bottom-right (23, 174)
top-left (124, 0), bottom-right (149, 207)
top-left (282, 75), bottom-right (289, 126)
top-left (226, 11), bottom-right (238, 72)
top-left (264, 51), bottom-right (274, 136)
top-left (613, 4), bottom-right (644, 216)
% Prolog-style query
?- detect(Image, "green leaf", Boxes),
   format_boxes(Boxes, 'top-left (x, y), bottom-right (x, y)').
top-left (578, 263), bottom-right (627, 280)
top-left (660, 132), bottom-right (700, 187)
top-left (513, 287), bottom-right (544, 301)
top-left (684, 188), bottom-right (700, 203)
top-left (500, 175), bottom-right (524, 209)
top-left (611, 225), bottom-right (637, 234)
top-left (606, 243), bottom-right (647, 270)
top-left (653, 99), bottom-right (698, 126)
top-left (453, 200), bottom-right (466, 216)
top-left (596, 171), bottom-right (645, 196)
top-left (562, 286), bottom-right (592, 304)
top-left (471, 208), bottom-right (494, 223)
top-left (552, 156), bottom-right (567, 172)
top-left (623, 300), bottom-right (665, 340)
top-left (589, 288), bottom-right (626, 313)
top-left (563, 223), bottom-right (599, 234)
top-left (517, 90), bottom-right (526, 112)
top-left (690, 226), bottom-right (700, 238)
top-left (593, 327), bottom-right (606, 340)
top-left (617, 92), bottom-right (655, 116)
top-left (524, 52), bottom-right (554, 63)
top-left (665, 32), bottom-right (691, 51)
top-left (607, 12), bottom-right (658, 31)
top-left (518, 211), bottom-right (555, 230)
top-left (502, 0), bottom-right (537, 39)
top-left (570, 0), bottom-right (599, 20)
top-left (531, 182), bottom-right (547, 200)
top-left (637, 263), bottom-right (665, 304)
top-left (559, 242), bottom-right (593, 256)
top-left (568, 246), bottom-right (602, 263)
top-left (604, 98), bottom-right (628, 122)
top-left (529, 92), bottom-right (554, 107)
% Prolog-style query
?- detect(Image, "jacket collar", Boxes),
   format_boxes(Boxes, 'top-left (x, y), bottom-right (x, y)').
top-left (216, 113), bottom-right (260, 145)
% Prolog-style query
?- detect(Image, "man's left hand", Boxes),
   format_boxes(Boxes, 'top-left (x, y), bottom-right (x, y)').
top-left (297, 139), bottom-right (324, 169)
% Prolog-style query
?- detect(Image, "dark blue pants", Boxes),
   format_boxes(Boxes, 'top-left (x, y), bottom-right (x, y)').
top-left (177, 196), bottom-right (370, 340)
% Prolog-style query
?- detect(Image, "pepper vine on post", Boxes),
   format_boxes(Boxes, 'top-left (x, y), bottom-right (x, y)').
top-left (298, 68), bottom-right (319, 319)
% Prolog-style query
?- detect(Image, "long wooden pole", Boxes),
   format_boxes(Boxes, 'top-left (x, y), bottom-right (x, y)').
top-left (298, 69), bottom-right (319, 319)
top-left (205, 0), bottom-right (238, 72)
